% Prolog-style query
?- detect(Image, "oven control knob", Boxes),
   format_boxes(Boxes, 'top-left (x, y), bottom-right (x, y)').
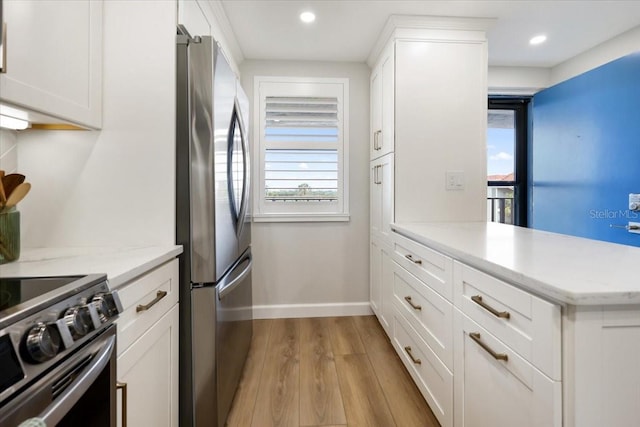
top-left (63, 305), bottom-right (93, 339)
top-left (24, 322), bottom-right (61, 363)
top-left (91, 291), bottom-right (123, 323)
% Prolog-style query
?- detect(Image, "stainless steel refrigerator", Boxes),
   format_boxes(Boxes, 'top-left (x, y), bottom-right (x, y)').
top-left (176, 26), bottom-right (253, 427)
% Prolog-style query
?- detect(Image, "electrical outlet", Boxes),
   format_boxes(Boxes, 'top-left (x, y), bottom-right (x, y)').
top-left (629, 222), bottom-right (640, 234)
top-left (446, 171), bottom-right (465, 191)
top-left (629, 194), bottom-right (640, 211)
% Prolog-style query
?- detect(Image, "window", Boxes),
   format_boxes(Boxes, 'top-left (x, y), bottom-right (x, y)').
top-left (487, 98), bottom-right (530, 226)
top-left (254, 77), bottom-right (349, 222)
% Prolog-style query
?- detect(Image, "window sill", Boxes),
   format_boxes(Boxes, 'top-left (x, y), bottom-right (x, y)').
top-left (252, 213), bottom-right (350, 223)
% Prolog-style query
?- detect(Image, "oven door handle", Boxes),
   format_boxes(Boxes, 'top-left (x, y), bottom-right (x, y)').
top-left (38, 335), bottom-right (116, 426)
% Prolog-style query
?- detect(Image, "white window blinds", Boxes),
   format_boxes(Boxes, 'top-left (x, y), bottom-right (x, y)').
top-left (264, 96), bottom-right (339, 202)
top-left (254, 77), bottom-right (349, 221)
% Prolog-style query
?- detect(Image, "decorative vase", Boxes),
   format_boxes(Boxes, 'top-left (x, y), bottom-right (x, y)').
top-left (0, 208), bottom-right (20, 264)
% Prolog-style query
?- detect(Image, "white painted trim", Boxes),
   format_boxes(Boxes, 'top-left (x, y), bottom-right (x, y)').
top-left (252, 302), bottom-right (373, 319)
top-left (367, 15), bottom-right (495, 66)
top-left (252, 76), bottom-right (350, 221)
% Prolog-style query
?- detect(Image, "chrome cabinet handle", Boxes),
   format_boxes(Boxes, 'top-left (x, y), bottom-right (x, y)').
top-left (471, 295), bottom-right (510, 319)
top-left (469, 332), bottom-right (508, 362)
top-left (404, 296), bottom-right (422, 311)
top-left (373, 130), bottom-right (378, 151)
top-left (404, 254), bottom-right (422, 265)
top-left (136, 290), bottom-right (168, 313)
top-left (373, 165), bottom-right (382, 185)
top-left (376, 130), bottom-right (382, 150)
top-left (117, 381), bottom-right (128, 427)
top-left (404, 346), bottom-right (422, 365)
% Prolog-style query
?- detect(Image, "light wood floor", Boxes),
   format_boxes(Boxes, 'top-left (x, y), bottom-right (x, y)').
top-left (226, 316), bottom-right (440, 427)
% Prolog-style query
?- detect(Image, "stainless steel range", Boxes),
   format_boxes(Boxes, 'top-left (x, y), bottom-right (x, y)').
top-left (0, 275), bottom-right (122, 427)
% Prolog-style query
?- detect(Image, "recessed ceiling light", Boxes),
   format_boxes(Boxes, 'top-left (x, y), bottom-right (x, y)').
top-left (529, 35), bottom-right (547, 45)
top-left (300, 11), bottom-right (316, 24)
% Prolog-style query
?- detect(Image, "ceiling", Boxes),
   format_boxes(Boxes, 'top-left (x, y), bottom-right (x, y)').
top-left (220, 0), bottom-right (640, 67)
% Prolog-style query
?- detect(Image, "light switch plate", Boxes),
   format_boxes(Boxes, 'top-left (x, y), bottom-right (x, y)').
top-left (446, 171), bottom-right (465, 191)
top-left (629, 194), bottom-right (640, 211)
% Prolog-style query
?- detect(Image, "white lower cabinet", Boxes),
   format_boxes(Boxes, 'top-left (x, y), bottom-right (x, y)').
top-left (370, 236), bottom-right (393, 336)
top-left (392, 261), bottom-right (453, 370)
top-left (117, 305), bottom-right (179, 427)
top-left (564, 304), bottom-right (640, 427)
top-left (383, 232), bottom-right (563, 427)
top-left (453, 310), bottom-right (561, 427)
top-left (393, 307), bottom-right (453, 427)
top-left (115, 259), bottom-right (179, 427)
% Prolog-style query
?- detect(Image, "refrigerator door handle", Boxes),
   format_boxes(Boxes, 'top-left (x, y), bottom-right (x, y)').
top-left (218, 253), bottom-right (252, 300)
top-left (238, 103), bottom-right (250, 233)
top-left (230, 97), bottom-right (250, 238)
top-left (227, 99), bottom-right (249, 237)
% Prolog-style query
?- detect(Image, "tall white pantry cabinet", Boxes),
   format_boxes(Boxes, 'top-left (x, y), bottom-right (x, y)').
top-left (368, 16), bottom-right (491, 427)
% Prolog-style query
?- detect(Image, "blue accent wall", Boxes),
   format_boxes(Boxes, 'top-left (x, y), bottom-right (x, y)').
top-left (531, 52), bottom-right (640, 246)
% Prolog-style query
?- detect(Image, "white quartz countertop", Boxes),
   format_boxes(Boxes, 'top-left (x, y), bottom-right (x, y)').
top-left (392, 222), bottom-right (640, 306)
top-left (0, 245), bottom-right (183, 289)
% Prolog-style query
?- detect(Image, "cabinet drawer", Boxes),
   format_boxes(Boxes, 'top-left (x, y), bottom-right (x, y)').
top-left (393, 232), bottom-right (453, 301)
top-left (454, 311), bottom-right (561, 427)
top-left (392, 262), bottom-right (453, 369)
top-left (453, 261), bottom-right (561, 380)
top-left (116, 259), bottom-right (179, 355)
top-left (393, 307), bottom-right (453, 427)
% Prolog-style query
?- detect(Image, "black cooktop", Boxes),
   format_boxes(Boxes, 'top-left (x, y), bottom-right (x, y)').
top-left (0, 276), bottom-right (84, 313)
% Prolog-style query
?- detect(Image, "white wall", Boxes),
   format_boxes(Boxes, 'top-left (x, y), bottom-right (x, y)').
top-left (551, 25), bottom-right (640, 86)
top-left (240, 60), bottom-right (371, 318)
top-left (0, 130), bottom-right (18, 173)
top-left (487, 25), bottom-right (640, 95)
top-left (16, 0), bottom-right (176, 248)
top-left (488, 66), bottom-right (550, 95)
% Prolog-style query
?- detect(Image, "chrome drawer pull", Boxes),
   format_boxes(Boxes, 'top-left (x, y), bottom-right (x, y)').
top-left (471, 295), bottom-right (510, 319)
top-left (469, 332), bottom-right (508, 362)
top-left (136, 290), bottom-right (168, 313)
top-left (404, 296), bottom-right (422, 311)
top-left (404, 346), bottom-right (422, 365)
top-left (404, 254), bottom-right (422, 265)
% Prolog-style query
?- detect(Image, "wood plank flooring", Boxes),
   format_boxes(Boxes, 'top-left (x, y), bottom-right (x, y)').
top-left (226, 316), bottom-right (440, 427)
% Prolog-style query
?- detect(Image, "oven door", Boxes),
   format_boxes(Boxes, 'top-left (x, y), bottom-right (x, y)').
top-left (0, 325), bottom-right (116, 427)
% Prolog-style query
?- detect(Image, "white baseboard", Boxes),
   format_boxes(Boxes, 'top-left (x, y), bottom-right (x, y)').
top-left (252, 302), bottom-right (373, 319)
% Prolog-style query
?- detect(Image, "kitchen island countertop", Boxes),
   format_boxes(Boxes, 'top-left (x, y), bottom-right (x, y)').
top-left (392, 221), bottom-right (640, 306)
top-left (0, 245), bottom-right (183, 288)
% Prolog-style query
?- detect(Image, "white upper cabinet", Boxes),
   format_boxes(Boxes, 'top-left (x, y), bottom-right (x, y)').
top-left (370, 41), bottom-right (394, 160)
top-left (370, 153), bottom-right (394, 240)
top-left (0, 0), bottom-right (103, 128)
top-left (370, 63), bottom-right (382, 159)
top-left (177, 0), bottom-right (212, 37)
